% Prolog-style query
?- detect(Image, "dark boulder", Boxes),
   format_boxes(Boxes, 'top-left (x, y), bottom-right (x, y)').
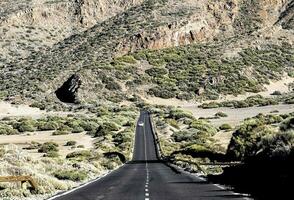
top-left (55, 74), bottom-right (81, 103)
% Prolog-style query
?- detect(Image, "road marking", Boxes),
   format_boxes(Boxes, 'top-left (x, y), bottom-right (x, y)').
top-left (146, 193), bottom-right (149, 196)
top-left (145, 198), bottom-right (149, 200)
top-left (213, 184), bottom-right (225, 190)
top-left (145, 189), bottom-right (149, 192)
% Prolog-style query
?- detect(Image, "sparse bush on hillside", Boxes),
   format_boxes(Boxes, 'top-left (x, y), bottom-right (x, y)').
top-left (66, 150), bottom-right (92, 159)
top-left (53, 170), bottom-right (87, 181)
top-left (200, 95), bottom-right (279, 109)
top-left (13, 120), bottom-right (36, 132)
top-left (44, 151), bottom-right (60, 158)
top-left (65, 141), bottom-right (77, 146)
top-left (280, 117), bottom-right (294, 131)
top-left (226, 115), bottom-right (283, 160)
top-left (215, 112), bottom-right (228, 118)
top-left (219, 123), bottom-right (232, 131)
top-left (37, 121), bottom-right (59, 131)
top-left (189, 120), bottom-right (217, 136)
top-left (115, 55), bottom-right (137, 64)
top-left (168, 109), bottom-right (194, 120)
top-left (71, 126), bottom-right (84, 133)
top-left (52, 130), bottom-right (70, 136)
top-left (80, 121), bottom-right (99, 131)
top-left (0, 124), bottom-right (19, 135)
top-left (38, 142), bottom-right (59, 153)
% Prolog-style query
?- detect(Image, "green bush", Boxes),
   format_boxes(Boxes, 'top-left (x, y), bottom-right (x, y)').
top-left (115, 55), bottom-right (137, 64)
top-left (0, 124), bottom-right (19, 135)
top-left (227, 118), bottom-right (275, 160)
top-left (66, 150), bottom-right (92, 159)
top-left (13, 120), bottom-right (36, 132)
top-left (168, 109), bottom-right (194, 120)
top-left (44, 151), bottom-right (60, 158)
top-left (52, 130), bottom-right (69, 136)
top-left (54, 170), bottom-right (87, 181)
top-left (71, 126), bottom-right (84, 133)
top-left (38, 142), bottom-right (59, 153)
top-left (215, 112), bottom-right (228, 118)
top-left (65, 141), bottom-right (77, 146)
top-left (145, 67), bottom-right (168, 77)
top-left (167, 119), bottom-right (180, 129)
top-left (94, 122), bottom-right (120, 137)
top-left (148, 86), bottom-right (176, 99)
top-left (172, 130), bottom-right (198, 142)
top-left (190, 120), bottom-right (217, 136)
top-left (219, 123), bottom-right (232, 131)
top-left (113, 131), bottom-right (131, 147)
top-left (80, 121), bottom-right (99, 131)
top-left (280, 117), bottom-right (294, 131)
top-left (37, 121), bottom-right (59, 131)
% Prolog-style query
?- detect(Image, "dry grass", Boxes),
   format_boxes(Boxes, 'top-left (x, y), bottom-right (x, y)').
top-left (0, 144), bottom-right (122, 199)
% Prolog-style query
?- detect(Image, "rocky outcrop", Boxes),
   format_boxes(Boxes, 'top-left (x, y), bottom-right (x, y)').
top-left (55, 74), bottom-right (82, 103)
top-left (0, 0), bottom-right (143, 65)
top-left (277, 0), bottom-right (294, 29)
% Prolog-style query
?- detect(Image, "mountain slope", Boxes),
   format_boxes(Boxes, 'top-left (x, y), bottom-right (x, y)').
top-left (0, 0), bottom-right (293, 108)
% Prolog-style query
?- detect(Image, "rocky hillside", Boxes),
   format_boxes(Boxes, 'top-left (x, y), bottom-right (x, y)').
top-left (0, 0), bottom-right (143, 64)
top-left (0, 0), bottom-right (293, 108)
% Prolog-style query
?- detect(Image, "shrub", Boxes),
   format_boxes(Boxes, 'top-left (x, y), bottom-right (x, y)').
top-left (13, 120), bottom-right (36, 132)
top-left (53, 170), bottom-right (87, 181)
top-left (219, 123), bottom-right (232, 131)
top-left (65, 141), bottom-right (77, 146)
top-left (167, 119), bottom-right (180, 129)
top-left (44, 151), bottom-right (60, 158)
top-left (271, 91), bottom-right (282, 95)
top-left (38, 142), bottom-right (59, 153)
top-left (190, 120), bottom-right (217, 136)
top-left (215, 112), bottom-right (228, 118)
top-left (80, 121), bottom-right (98, 131)
top-left (52, 130), bottom-right (69, 136)
top-left (145, 67), bottom-right (168, 77)
top-left (66, 150), bottom-right (92, 159)
top-left (280, 117), bottom-right (294, 131)
top-left (77, 145), bottom-right (85, 148)
top-left (71, 126), bottom-right (84, 133)
top-left (168, 109), bottom-right (194, 120)
top-left (172, 130), bottom-right (198, 142)
top-left (226, 119), bottom-right (275, 160)
top-left (37, 121), bottom-right (59, 131)
top-left (148, 86), bottom-right (176, 99)
top-left (115, 55), bottom-right (137, 64)
top-left (113, 131), bottom-right (131, 147)
top-left (0, 124), bottom-right (19, 135)
top-left (94, 122), bottom-right (120, 137)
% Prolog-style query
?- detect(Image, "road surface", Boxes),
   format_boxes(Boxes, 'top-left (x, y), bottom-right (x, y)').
top-left (53, 111), bottom-right (246, 200)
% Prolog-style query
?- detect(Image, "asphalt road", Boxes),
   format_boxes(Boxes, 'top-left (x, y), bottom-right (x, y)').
top-left (53, 111), bottom-right (246, 200)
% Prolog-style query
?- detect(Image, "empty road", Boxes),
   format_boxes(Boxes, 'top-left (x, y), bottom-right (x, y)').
top-left (53, 111), bottom-right (245, 200)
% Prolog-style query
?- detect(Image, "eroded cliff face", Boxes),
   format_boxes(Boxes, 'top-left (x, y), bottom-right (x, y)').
top-left (0, 0), bottom-right (143, 64)
top-left (117, 0), bottom-right (293, 54)
top-left (0, 0), bottom-right (293, 104)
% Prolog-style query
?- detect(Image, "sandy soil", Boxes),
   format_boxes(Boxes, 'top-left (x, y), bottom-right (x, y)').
top-left (0, 101), bottom-right (84, 119)
top-left (217, 76), bottom-right (294, 102)
top-left (0, 131), bottom-right (94, 158)
top-left (183, 104), bottom-right (294, 127)
top-left (0, 101), bottom-right (45, 119)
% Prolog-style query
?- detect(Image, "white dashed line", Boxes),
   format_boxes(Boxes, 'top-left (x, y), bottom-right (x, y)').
top-left (143, 114), bottom-right (151, 200)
